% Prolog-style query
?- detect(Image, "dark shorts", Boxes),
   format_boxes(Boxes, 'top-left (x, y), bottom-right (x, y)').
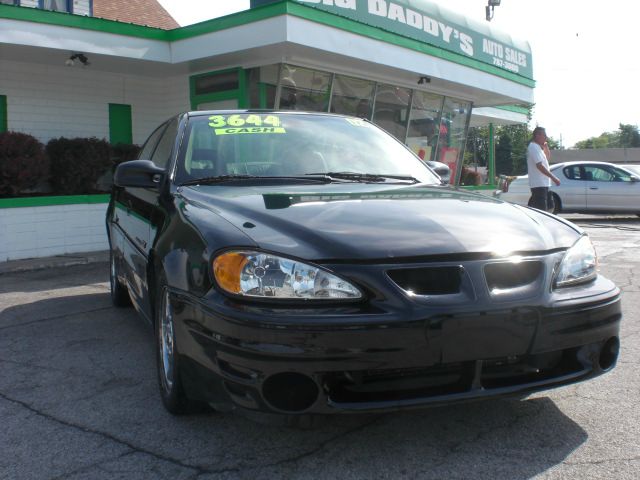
top-left (529, 187), bottom-right (551, 211)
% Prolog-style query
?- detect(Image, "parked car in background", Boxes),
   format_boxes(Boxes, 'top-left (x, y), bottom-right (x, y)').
top-left (107, 111), bottom-right (621, 420)
top-left (499, 161), bottom-right (640, 215)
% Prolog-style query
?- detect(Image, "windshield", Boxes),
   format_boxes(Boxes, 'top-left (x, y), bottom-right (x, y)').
top-left (175, 112), bottom-right (441, 185)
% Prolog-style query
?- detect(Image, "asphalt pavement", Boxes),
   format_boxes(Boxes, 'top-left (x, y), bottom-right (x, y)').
top-left (0, 214), bottom-right (639, 480)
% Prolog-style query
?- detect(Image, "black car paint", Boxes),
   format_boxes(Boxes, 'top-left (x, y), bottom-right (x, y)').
top-left (107, 111), bottom-right (621, 416)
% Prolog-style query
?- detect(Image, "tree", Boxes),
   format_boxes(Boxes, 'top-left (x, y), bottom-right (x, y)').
top-left (618, 123), bottom-right (640, 148)
top-left (573, 124), bottom-right (640, 148)
top-left (496, 124), bottom-right (529, 176)
top-left (464, 126), bottom-right (490, 167)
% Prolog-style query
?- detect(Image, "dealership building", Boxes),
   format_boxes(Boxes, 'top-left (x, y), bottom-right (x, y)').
top-left (0, 0), bottom-right (534, 261)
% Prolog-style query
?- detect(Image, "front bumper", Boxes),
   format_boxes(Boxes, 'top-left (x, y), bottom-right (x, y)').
top-left (170, 277), bottom-right (622, 416)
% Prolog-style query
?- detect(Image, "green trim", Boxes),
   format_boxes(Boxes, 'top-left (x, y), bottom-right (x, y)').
top-left (495, 104), bottom-right (531, 115)
top-left (0, 4), bottom-right (168, 39)
top-left (108, 103), bottom-right (133, 144)
top-left (0, 95), bottom-right (6, 133)
top-left (0, 194), bottom-right (109, 209)
top-left (1, 2), bottom-right (535, 87)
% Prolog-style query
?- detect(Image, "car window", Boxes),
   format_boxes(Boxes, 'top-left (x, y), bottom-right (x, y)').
top-left (151, 117), bottom-right (179, 169)
top-left (176, 113), bottom-right (441, 184)
top-left (610, 166), bottom-right (635, 182)
top-left (563, 165), bottom-right (582, 180)
top-left (585, 166), bottom-right (616, 182)
top-left (138, 122), bottom-right (168, 160)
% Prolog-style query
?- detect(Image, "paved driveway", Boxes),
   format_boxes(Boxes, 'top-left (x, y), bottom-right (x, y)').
top-left (1, 215), bottom-right (639, 480)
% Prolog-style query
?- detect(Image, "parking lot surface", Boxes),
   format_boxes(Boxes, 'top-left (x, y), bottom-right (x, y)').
top-left (1, 214), bottom-right (639, 480)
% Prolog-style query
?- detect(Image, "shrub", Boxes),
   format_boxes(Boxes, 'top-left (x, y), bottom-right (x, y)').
top-left (0, 131), bottom-right (49, 198)
top-left (460, 167), bottom-right (483, 186)
top-left (111, 143), bottom-right (140, 166)
top-left (47, 137), bottom-right (112, 195)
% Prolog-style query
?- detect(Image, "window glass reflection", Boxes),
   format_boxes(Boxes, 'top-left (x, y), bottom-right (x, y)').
top-left (330, 75), bottom-right (375, 119)
top-left (436, 98), bottom-right (471, 184)
top-left (406, 91), bottom-right (444, 164)
top-left (372, 84), bottom-right (411, 141)
top-left (277, 65), bottom-right (332, 111)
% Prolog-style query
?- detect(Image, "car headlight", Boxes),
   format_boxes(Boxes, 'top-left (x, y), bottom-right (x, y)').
top-left (213, 250), bottom-right (362, 300)
top-left (554, 235), bottom-right (598, 288)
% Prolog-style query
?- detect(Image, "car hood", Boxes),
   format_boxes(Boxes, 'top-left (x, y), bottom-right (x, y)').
top-left (180, 183), bottom-right (581, 260)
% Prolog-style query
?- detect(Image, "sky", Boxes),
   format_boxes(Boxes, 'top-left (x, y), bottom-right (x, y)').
top-left (158, 0), bottom-right (638, 148)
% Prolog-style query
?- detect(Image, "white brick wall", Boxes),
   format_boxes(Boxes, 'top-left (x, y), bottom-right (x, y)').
top-left (0, 58), bottom-right (190, 144)
top-left (0, 203), bottom-right (109, 261)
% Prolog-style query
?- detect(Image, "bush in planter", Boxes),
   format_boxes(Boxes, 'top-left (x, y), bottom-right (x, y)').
top-left (95, 143), bottom-right (141, 192)
top-left (460, 167), bottom-right (483, 186)
top-left (0, 131), bottom-right (49, 198)
top-left (111, 143), bottom-right (140, 166)
top-left (47, 137), bottom-right (112, 195)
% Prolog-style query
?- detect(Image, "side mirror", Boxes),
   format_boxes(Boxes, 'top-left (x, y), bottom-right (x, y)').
top-left (630, 175), bottom-right (640, 182)
top-left (114, 160), bottom-right (165, 188)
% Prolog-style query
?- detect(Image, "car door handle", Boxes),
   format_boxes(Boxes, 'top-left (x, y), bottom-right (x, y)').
top-left (589, 187), bottom-right (599, 190)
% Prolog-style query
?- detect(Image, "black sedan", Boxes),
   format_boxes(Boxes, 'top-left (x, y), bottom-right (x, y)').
top-left (107, 111), bottom-right (621, 419)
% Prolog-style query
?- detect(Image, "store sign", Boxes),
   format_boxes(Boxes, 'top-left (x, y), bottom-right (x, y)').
top-left (294, 0), bottom-right (533, 79)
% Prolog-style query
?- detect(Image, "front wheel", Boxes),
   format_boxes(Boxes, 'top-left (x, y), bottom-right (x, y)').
top-left (156, 283), bottom-right (190, 414)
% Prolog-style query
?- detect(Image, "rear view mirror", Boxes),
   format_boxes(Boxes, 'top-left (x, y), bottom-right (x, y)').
top-left (114, 160), bottom-right (165, 188)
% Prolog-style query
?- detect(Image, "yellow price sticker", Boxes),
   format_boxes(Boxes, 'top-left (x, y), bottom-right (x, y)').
top-left (214, 127), bottom-right (286, 136)
top-left (209, 114), bottom-right (282, 129)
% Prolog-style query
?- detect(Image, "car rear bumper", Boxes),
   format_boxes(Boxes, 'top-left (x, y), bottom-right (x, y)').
top-left (171, 284), bottom-right (621, 416)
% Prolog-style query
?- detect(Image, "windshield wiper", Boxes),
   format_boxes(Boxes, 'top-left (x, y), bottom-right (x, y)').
top-left (307, 172), bottom-right (420, 184)
top-left (180, 174), bottom-right (333, 186)
top-left (180, 175), bottom-right (257, 186)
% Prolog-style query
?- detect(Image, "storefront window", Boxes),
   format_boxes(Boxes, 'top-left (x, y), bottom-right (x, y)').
top-left (194, 71), bottom-right (239, 96)
top-left (247, 65), bottom-right (278, 109)
top-left (372, 84), bottom-right (411, 141)
top-left (436, 98), bottom-right (471, 185)
top-left (406, 91), bottom-right (444, 164)
top-left (330, 75), bottom-right (375, 119)
top-left (277, 64), bottom-right (332, 111)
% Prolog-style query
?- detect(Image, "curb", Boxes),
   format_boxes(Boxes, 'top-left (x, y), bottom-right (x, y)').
top-left (0, 250), bottom-right (109, 275)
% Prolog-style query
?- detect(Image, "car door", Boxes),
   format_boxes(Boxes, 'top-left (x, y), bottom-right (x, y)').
top-left (584, 164), bottom-right (640, 212)
top-left (553, 165), bottom-right (586, 211)
top-left (114, 118), bottom-right (179, 317)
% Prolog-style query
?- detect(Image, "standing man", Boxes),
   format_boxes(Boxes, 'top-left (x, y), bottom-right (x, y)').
top-left (527, 126), bottom-right (560, 211)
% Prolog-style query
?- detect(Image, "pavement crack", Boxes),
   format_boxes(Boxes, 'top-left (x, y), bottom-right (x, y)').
top-left (0, 391), bottom-right (213, 476)
top-left (0, 306), bottom-right (113, 332)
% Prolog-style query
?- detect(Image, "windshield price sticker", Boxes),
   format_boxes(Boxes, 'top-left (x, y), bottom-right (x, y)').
top-left (209, 114), bottom-right (285, 135)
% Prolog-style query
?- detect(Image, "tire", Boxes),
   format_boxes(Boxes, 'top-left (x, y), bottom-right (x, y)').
top-left (109, 251), bottom-right (131, 307)
top-left (156, 281), bottom-right (189, 414)
top-left (155, 280), bottom-right (209, 414)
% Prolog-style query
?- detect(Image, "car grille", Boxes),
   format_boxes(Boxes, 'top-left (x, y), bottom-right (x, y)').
top-left (323, 349), bottom-right (583, 404)
top-left (387, 266), bottom-right (462, 295)
top-left (387, 258), bottom-right (546, 299)
top-left (484, 261), bottom-right (543, 291)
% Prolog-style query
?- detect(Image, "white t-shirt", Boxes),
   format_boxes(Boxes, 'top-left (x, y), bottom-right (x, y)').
top-left (527, 141), bottom-right (551, 188)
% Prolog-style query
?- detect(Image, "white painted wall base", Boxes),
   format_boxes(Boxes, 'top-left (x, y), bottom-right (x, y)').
top-left (0, 203), bottom-right (109, 261)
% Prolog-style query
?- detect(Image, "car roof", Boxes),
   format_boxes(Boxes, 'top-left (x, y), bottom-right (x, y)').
top-left (550, 160), bottom-right (633, 169)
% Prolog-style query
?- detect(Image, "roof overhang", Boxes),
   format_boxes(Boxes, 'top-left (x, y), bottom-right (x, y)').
top-left (0, 2), bottom-right (534, 106)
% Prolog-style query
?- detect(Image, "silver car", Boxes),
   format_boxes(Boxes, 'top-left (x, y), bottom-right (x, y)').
top-left (499, 161), bottom-right (640, 215)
